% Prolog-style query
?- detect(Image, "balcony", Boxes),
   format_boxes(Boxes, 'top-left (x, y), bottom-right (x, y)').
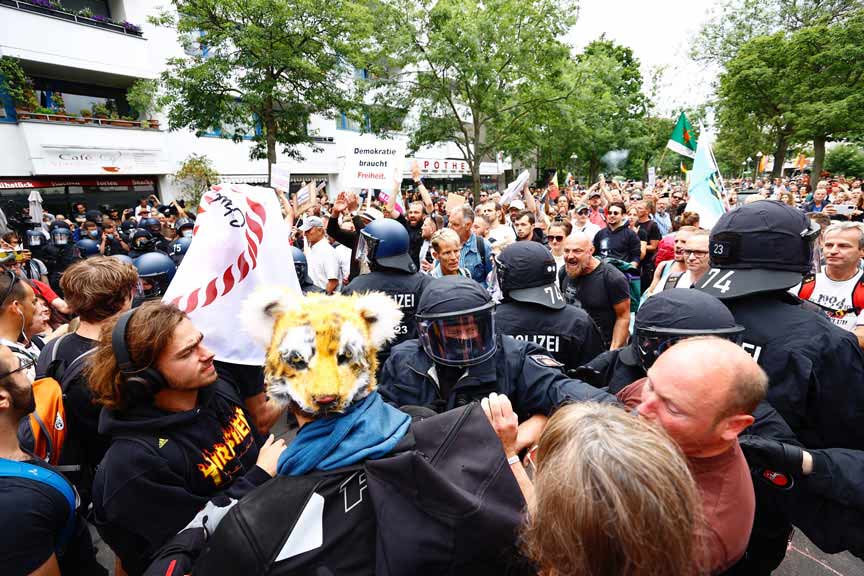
top-left (0, 1), bottom-right (155, 81)
top-left (0, 0), bottom-right (143, 37)
top-left (16, 118), bottom-right (170, 176)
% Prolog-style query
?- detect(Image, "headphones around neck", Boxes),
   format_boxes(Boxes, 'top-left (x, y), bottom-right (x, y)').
top-left (111, 308), bottom-right (169, 407)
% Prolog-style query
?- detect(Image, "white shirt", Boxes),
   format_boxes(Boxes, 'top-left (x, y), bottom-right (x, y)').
top-left (306, 239), bottom-right (340, 291)
top-left (572, 220), bottom-right (601, 242)
top-left (333, 243), bottom-right (352, 291)
top-left (790, 269), bottom-right (864, 333)
top-left (488, 224), bottom-right (516, 245)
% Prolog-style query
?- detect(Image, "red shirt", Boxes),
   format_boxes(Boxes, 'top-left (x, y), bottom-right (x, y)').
top-left (617, 380), bottom-right (755, 574)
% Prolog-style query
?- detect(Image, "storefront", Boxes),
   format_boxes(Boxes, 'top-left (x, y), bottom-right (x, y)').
top-left (0, 176), bottom-right (159, 218)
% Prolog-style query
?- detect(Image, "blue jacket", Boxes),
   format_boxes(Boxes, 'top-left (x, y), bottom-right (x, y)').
top-left (459, 233), bottom-right (493, 287)
top-left (378, 334), bottom-right (614, 418)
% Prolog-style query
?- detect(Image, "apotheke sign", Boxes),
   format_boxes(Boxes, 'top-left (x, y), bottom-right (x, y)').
top-left (406, 158), bottom-right (471, 177)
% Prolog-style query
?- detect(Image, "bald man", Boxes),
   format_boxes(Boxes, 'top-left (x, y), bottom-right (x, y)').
top-left (617, 337), bottom-right (768, 574)
top-left (559, 233), bottom-right (631, 349)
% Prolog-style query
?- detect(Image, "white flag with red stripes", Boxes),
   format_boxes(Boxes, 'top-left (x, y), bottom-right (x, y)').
top-left (163, 184), bottom-right (300, 365)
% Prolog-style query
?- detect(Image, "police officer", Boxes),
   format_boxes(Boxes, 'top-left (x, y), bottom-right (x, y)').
top-left (175, 217), bottom-right (195, 239)
top-left (128, 229), bottom-right (157, 259)
top-left (378, 276), bottom-right (614, 420)
top-left (134, 252), bottom-right (176, 301)
top-left (579, 289), bottom-right (745, 394)
top-left (291, 247), bottom-right (324, 295)
top-left (75, 238), bottom-right (101, 259)
top-left (344, 219), bottom-right (431, 369)
top-left (695, 200), bottom-right (864, 567)
top-left (139, 217), bottom-right (170, 253)
top-left (43, 221), bottom-right (81, 295)
top-left (494, 241), bottom-right (603, 373)
top-left (120, 219), bottom-right (138, 243)
top-left (169, 236), bottom-right (192, 266)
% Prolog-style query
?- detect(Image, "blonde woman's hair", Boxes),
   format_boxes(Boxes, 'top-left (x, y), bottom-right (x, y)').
top-left (522, 403), bottom-right (703, 576)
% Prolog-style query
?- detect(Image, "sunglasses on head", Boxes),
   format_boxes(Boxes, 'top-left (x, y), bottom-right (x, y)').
top-left (0, 355), bottom-right (34, 380)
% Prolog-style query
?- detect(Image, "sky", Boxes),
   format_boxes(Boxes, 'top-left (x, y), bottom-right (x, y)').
top-left (565, 0), bottom-right (721, 117)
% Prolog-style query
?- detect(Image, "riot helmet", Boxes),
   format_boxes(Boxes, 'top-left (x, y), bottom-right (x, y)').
top-left (416, 276), bottom-right (496, 367)
top-left (26, 229), bottom-right (44, 248)
top-left (134, 252), bottom-right (176, 299)
top-left (623, 289), bottom-right (745, 371)
top-left (140, 217), bottom-right (162, 235)
top-left (169, 237), bottom-right (192, 265)
top-left (175, 217), bottom-right (194, 239)
top-left (75, 238), bottom-right (101, 258)
top-left (120, 219), bottom-right (138, 241)
top-left (110, 254), bottom-right (135, 266)
top-left (49, 221), bottom-right (72, 246)
top-left (291, 246), bottom-right (310, 284)
top-left (357, 219), bottom-right (416, 273)
top-left (496, 241), bottom-right (564, 309)
top-left (85, 209), bottom-right (103, 225)
top-left (131, 229), bottom-right (156, 252)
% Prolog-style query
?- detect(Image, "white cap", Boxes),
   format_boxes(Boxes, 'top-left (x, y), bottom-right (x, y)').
top-left (509, 199), bottom-right (525, 211)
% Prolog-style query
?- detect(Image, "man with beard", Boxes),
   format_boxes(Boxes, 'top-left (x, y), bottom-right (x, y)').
top-left (0, 344), bottom-right (104, 574)
top-left (558, 232), bottom-right (631, 350)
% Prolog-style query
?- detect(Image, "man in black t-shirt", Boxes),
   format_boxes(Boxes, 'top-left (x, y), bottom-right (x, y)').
top-left (36, 257), bottom-right (140, 507)
top-left (559, 233), bottom-right (631, 350)
top-left (592, 202), bottom-right (641, 270)
top-left (0, 344), bottom-right (104, 575)
top-left (635, 201), bottom-right (662, 292)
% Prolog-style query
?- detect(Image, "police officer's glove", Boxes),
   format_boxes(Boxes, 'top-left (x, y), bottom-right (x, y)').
top-left (738, 435), bottom-right (804, 476)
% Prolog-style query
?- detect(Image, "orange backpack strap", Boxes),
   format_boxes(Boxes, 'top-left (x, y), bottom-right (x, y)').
top-left (797, 273), bottom-right (816, 301)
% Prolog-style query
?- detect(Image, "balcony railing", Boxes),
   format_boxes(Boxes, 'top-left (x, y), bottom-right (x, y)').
top-left (0, 0), bottom-right (144, 38)
top-left (15, 111), bottom-right (159, 130)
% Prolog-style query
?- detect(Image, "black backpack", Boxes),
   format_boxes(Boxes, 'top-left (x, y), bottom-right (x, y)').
top-left (189, 403), bottom-right (526, 575)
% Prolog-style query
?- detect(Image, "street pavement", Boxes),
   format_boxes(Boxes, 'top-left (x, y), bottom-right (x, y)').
top-left (776, 531), bottom-right (863, 576)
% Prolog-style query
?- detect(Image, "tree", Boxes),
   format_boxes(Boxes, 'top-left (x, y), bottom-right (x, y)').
top-left (152, 0), bottom-right (385, 180)
top-left (537, 40), bottom-right (648, 183)
top-left (694, 0), bottom-right (862, 65)
top-left (174, 154), bottom-right (219, 207)
top-left (715, 32), bottom-right (795, 177)
top-left (383, 0), bottom-right (576, 198)
top-left (784, 11), bottom-right (864, 183)
top-left (825, 144), bottom-right (864, 177)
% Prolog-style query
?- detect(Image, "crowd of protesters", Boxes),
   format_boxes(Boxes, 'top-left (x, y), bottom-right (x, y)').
top-left (0, 165), bottom-right (863, 576)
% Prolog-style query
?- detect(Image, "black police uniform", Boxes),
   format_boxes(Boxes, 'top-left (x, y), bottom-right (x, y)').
top-left (578, 348), bottom-right (644, 393)
top-left (495, 302), bottom-right (603, 373)
top-left (378, 335), bottom-right (615, 416)
top-left (493, 241), bottom-right (603, 373)
top-left (343, 270), bottom-right (431, 367)
top-left (696, 200), bottom-right (864, 567)
top-left (43, 244), bottom-right (81, 295)
top-left (300, 278), bottom-right (324, 295)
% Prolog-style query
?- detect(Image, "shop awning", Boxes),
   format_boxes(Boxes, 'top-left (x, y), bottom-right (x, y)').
top-left (0, 177), bottom-right (157, 189)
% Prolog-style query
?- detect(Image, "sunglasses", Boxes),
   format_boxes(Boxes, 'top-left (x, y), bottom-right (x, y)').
top-left (608, 211), bottom-right (623, 216)
top-left (548, 235), bottom-right (565, 242)
top-left (0, 355), bottom-right (34, 380)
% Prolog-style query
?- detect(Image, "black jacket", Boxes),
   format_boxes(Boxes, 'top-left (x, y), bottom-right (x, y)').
top-left (378, 335), bottom-right (615, 417)
top-left (579, 347), bottom-right (645, 394)
top-left (326, 214), bottom-right (365, 280)
top-left (145, 403), bottom-right (532, 576)
top-left (91, 377), bottom-right (269, 576)
top-left (344, 269), bottom-right (432, 369)
top-left (494, 300), bottom-right (604, 373)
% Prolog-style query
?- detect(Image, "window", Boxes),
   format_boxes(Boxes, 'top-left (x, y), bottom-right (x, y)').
top-left (338, 112), bottom-right (370, 132)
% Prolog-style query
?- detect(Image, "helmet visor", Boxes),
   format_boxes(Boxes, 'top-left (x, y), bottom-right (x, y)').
top-left (635, 325), bottom-right (745, 371)
top-left (417, 305), bottom-right (496, 367)
top-left (51, 230), bottom-right (69, 245)
top-left (355, 233), bottom-right (379, 264)
top-left (140, 273), bottom-right (170, 299)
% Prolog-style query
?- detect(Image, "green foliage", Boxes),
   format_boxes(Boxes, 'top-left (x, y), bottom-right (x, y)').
top-left (0, 56), bottom-right (37, 110)
top-left (537, 39), bottom-right (648, 183)
top-left (825, 144), bottom-right (864, 177)
top-left (174, 154), bottom-right (219, 206)
top-left (127, 79), bottom-right (161, 119)
top-left (156, 0), bottom-right (388, 167)
top-left (91, 103), bottom-right (110, 117)
top-left (77, 7), bottom-right (94, 18)
top-left (382, 0), bottom-right (577, 196)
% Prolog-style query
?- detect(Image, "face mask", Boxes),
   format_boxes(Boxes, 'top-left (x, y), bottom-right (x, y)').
top-left (89, 230), bottom-right (99, 238)
top-left (106, 234), bottom-right (114, 240)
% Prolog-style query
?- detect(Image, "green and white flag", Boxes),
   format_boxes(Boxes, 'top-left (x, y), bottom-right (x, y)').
top-left (666, 112), bottom-right (697, 159)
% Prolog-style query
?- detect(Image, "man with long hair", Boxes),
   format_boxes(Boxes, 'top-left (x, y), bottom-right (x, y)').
top-left (88, 302), bottom-right (286, 576)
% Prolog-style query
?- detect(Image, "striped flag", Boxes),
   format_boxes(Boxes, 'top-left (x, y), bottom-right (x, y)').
top-left (163, 184), bottom-right (300, 364)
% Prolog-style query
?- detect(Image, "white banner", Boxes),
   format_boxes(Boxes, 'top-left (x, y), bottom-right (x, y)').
top-left (163, 184), bottom-right (300, 365)
top-left (500, 170), bottom-right (530, 205)
top-left (342, 135), bottom-right (406, 189)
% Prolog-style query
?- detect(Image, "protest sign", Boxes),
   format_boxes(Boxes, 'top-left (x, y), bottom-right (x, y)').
top-left (648, 167), bottom-right (656, 188)
top-left (342, 135), bottom-right (406, 189)
top-left (271, 164), bottom-right (291, 193)
top-left (445, 193), bottom-right (466, 214)
top-left (501, 170), bottom-right (530, 205)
